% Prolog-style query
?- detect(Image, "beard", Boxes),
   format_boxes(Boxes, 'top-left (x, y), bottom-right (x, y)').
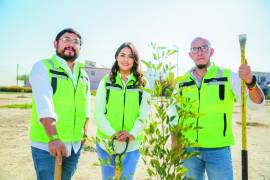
top-left (56, 47), bottom-right (78, 62)
top-left (196, 64), bottom-right (207, 69)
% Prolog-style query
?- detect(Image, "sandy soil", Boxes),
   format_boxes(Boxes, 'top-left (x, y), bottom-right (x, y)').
top-left (0, 93), bottom-right (269, 180)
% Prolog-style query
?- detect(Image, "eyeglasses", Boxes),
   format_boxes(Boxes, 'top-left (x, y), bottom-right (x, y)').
top-left (191, 45), bottom-right (209, 54)
top-left (60, 37), bottom-right (81, 45)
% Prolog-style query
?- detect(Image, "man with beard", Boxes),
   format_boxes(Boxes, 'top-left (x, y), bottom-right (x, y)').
top-left (172, 37), bottom-right (264, 180)
top-left (29, 28), bottom-right (90, 179)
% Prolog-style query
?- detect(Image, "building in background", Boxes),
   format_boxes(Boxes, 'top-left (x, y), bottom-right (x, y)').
top-left (253, 71), bottom-right (270, 96)
top-left (84, 66), bottom-right (110, 90)
top-left (84, 60), bottom-right (110, 90)
top-left (85, 60), bottom-right (96, 67)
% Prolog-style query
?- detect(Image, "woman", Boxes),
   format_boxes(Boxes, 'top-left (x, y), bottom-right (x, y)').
top-left (94, 42), bottom-right (149, 180)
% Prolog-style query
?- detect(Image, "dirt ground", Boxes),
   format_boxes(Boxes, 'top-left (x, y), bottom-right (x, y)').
top-left (0, 93), bottom-right (269, 180)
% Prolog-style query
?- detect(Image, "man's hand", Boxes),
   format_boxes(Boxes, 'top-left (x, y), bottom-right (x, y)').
top-left (114, 131), bottom-right (135, 142)
top-left (238, 60), bottom-right (252, 84)
top-left (238, 59), bottom-right (264, 104)
top-left (48, 140), bottom-right (67, 157)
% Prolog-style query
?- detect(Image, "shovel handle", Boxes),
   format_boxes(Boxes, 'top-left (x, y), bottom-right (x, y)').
top-left (239, 34), bottom-right (247, 150)
top-left (54, 155), bottom-right (62, 180)
top-left (239, 34), bottom-right (248, 180)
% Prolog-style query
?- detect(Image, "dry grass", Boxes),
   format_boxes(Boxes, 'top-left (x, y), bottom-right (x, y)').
top-left (0, 103), bottom-right (32, 109)
top-left (0, 98), bottom-right (10, 100)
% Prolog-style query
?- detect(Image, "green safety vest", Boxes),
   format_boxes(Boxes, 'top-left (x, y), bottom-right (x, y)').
top-left (178, 65), bottom-right (235, 148)
top-left (30, 55), bottom-right (89, 143)
top-left (97, 72), bottom-right (144, 142)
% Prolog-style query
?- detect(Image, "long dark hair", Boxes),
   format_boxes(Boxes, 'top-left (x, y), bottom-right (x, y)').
top-left (110, 42), bottom-right (145, 87)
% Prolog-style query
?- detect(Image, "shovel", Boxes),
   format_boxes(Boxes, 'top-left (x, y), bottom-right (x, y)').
top-left (54, 154), bottom-right (62, 180)
top-left (239, 34), bottom-right (248, 180)
top-left (112, 137), bottom-right (129, 180)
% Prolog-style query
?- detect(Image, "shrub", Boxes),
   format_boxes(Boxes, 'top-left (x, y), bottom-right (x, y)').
top-left (141, 43), bottom-right (197, 180)
top-left (0, 86), bottom-right (32, 93)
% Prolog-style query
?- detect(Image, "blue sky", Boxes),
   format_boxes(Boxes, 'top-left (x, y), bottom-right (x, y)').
top-left (1, 0), bottom-right (270, 85)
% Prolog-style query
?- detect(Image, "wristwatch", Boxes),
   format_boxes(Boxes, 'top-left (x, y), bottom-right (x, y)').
top-left (48, 134), bottom-right (59, 142)
top-left (246, 75), bottom-right (257, 89)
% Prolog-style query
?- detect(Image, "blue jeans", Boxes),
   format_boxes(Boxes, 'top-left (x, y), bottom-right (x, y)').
top-left (31, 146), bottom-right (81, 180)
top-left (96, 143), bottom-right (140, 180)
top-left (184, 147), bottom-right (233, 180)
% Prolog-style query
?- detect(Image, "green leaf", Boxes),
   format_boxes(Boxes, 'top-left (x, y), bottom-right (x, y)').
top-left (167, 49), bottom-right (171, 55)
top-left (162, 50), bottom-right (165, 58)
top-left (153, 53), bottom-right (158, 60)
top-left (151, 63), bottom-right (157, 71)
top-left (141, 59), bottom-right (151, 68)
top-left (165, 64), bottom-right (169, 72)
top-left (147, 168), bottom-right (155, 176)
top-left (157, 62), bottom-right (162, 70)
top-left (169, 65), bottom-right (176, 70)
top-left (169, 49), bottom-right (178, 55)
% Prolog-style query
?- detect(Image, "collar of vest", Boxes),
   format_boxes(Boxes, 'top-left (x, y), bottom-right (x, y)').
top-left (50, 55), bottom-right (85, 71)
top-left (50, 55), bottom-right (63, 69)
top-left (180, 65), bottom-right (225, 87)
top-left (188, 64), bottom-right (221, 79)
top-left (114, 72), bottom-right (137, 87)
top-left (51, 55), bottom-right (85, 69)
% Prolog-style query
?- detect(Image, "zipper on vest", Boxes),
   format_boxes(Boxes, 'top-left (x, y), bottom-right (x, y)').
top-left (73, 90), bottom-right (76, 138)
top-left (73, 69), bottom-right (82, 138)
top-left (122, 85), bottom-right (127, 130)
top-left (196, 87), bottom-right (201, 142)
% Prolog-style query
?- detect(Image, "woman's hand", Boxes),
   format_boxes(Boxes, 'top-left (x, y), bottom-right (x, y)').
top-left (114, 131), bottom-right (135, 142)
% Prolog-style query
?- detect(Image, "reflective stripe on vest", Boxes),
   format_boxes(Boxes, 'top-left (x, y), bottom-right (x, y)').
top-left (105, 79), bottom-right (143, 106)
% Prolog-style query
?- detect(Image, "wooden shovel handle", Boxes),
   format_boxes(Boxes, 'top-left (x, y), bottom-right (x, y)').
top-left (54, 155), bottom-right (62, 180)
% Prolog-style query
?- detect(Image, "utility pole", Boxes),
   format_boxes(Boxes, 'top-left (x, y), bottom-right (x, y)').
top-left (16, 64), bottom-right (19, 86)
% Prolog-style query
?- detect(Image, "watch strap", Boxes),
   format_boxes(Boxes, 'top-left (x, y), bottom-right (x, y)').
top-left (246, 75), bottom-right (257, 89)
top-left (48, 134), bottom-right (59, 142)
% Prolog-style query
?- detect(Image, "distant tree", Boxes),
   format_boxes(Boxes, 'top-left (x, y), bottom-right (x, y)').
top-left (17, 74), bottom-right (28, 82)
top-left (17, 74), bottom-right (29, 97)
